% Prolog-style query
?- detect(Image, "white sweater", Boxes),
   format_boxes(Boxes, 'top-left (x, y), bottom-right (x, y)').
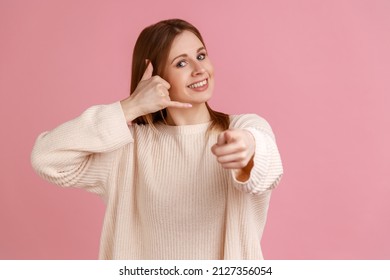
top-left (31, 102), bottom-right (283, 259)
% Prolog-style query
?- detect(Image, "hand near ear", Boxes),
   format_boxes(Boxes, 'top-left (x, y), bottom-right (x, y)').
top-left (120, 61), bottom-right (192, 123)
top-left (211, 129), bottom-right (255, 181)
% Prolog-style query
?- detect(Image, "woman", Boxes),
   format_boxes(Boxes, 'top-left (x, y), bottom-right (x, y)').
top-left (31, 19), bottom-right (283, 259)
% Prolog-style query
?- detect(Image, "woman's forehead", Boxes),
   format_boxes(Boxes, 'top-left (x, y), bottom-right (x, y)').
top-left (168, 31), bottom-right (205, 58)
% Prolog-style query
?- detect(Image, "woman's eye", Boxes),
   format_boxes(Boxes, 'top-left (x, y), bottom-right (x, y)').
top-left (197, 53), bottom-right (206, 60)
top-left (176, 61), bottom-right (187, 68)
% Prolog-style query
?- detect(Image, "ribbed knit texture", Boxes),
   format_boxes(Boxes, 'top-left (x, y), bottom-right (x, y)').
top-left (31, 101), bottom-right (283, 259)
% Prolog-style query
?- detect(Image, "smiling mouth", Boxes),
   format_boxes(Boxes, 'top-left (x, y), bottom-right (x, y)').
top-left (188, 79), bottom-right (208, 89)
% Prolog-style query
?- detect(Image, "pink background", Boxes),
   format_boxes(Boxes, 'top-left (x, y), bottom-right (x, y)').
top-left (1, 0), bottom-right (389, 259)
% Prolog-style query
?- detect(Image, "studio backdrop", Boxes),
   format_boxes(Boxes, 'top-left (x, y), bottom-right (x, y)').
top-left (0, 0), bottom-right (389, 259)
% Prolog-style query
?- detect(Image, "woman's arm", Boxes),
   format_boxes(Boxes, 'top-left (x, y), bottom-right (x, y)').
top-left (31, 102), bottom-right (133, 194)
top-left (211, 114), bottom-right (283, 195)
top-left (32, 62), bottom-right (194, 194)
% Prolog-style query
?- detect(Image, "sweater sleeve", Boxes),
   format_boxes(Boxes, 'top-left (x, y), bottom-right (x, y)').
top-left (31, 101), bottom-right (133, 195)
top-left (229, 114), bottom-right (283, 195)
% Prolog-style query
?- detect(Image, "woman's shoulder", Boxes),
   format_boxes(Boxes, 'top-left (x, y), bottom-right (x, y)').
top-left (229, 113), bottom-right (273, 131)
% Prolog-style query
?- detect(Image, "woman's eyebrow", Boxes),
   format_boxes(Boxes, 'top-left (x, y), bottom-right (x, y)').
top-left (171, 47), bottom-right (206, 64)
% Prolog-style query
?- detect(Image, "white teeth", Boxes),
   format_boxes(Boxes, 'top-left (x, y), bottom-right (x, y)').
top-left (189, 79), bottom-right (207, 89)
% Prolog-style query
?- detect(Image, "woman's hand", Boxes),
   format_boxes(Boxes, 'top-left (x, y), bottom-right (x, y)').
top-left (120, 62), bottom-right (192, 123)
top-left (211, 129), bottom-right (256, 182)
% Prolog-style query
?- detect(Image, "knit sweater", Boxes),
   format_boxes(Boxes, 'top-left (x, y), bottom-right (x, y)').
top-left (31, 102), bottom-right (283, 260)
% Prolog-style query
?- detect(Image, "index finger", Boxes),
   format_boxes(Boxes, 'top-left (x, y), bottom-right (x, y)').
top-left (212, 142), bottom-right (244, 156)
top-left (154, 76), bottom-right (171, 90)
top-left (166, 101), bottom-right (192, 109)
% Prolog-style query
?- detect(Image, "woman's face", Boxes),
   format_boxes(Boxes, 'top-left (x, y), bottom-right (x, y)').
top-left (163, 30), bottom-right (214, 105)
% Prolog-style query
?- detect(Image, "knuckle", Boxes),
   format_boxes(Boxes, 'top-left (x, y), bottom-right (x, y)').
top-left (159, 100), bottom-right (167, 107)
top-left (235, 140), bottom-right (245, 150)
top-left (238, 153), bottom-right (246, 161)
top-left (152, 76), bottom-right (162, 84)
top-left (239, 142), bottom-right (247, 150)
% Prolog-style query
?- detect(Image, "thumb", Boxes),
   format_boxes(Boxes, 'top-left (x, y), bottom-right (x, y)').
top-left (141, 60), bottom-right (153, 81)
top-left (217, 132), bottom-right (227, 146)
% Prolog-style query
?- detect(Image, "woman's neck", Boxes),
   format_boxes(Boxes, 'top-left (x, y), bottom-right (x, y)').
top-left (165, 103), bottom-right (211, 126)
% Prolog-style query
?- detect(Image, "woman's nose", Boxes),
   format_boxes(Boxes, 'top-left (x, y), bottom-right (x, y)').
top-left (192, 61), bottom-right (206, 76)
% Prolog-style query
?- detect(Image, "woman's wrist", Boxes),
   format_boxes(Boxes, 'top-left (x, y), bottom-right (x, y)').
top-left (120, 98), bottom-right (142, 123)
top-left (234, 155), bottom-right (254, 182)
